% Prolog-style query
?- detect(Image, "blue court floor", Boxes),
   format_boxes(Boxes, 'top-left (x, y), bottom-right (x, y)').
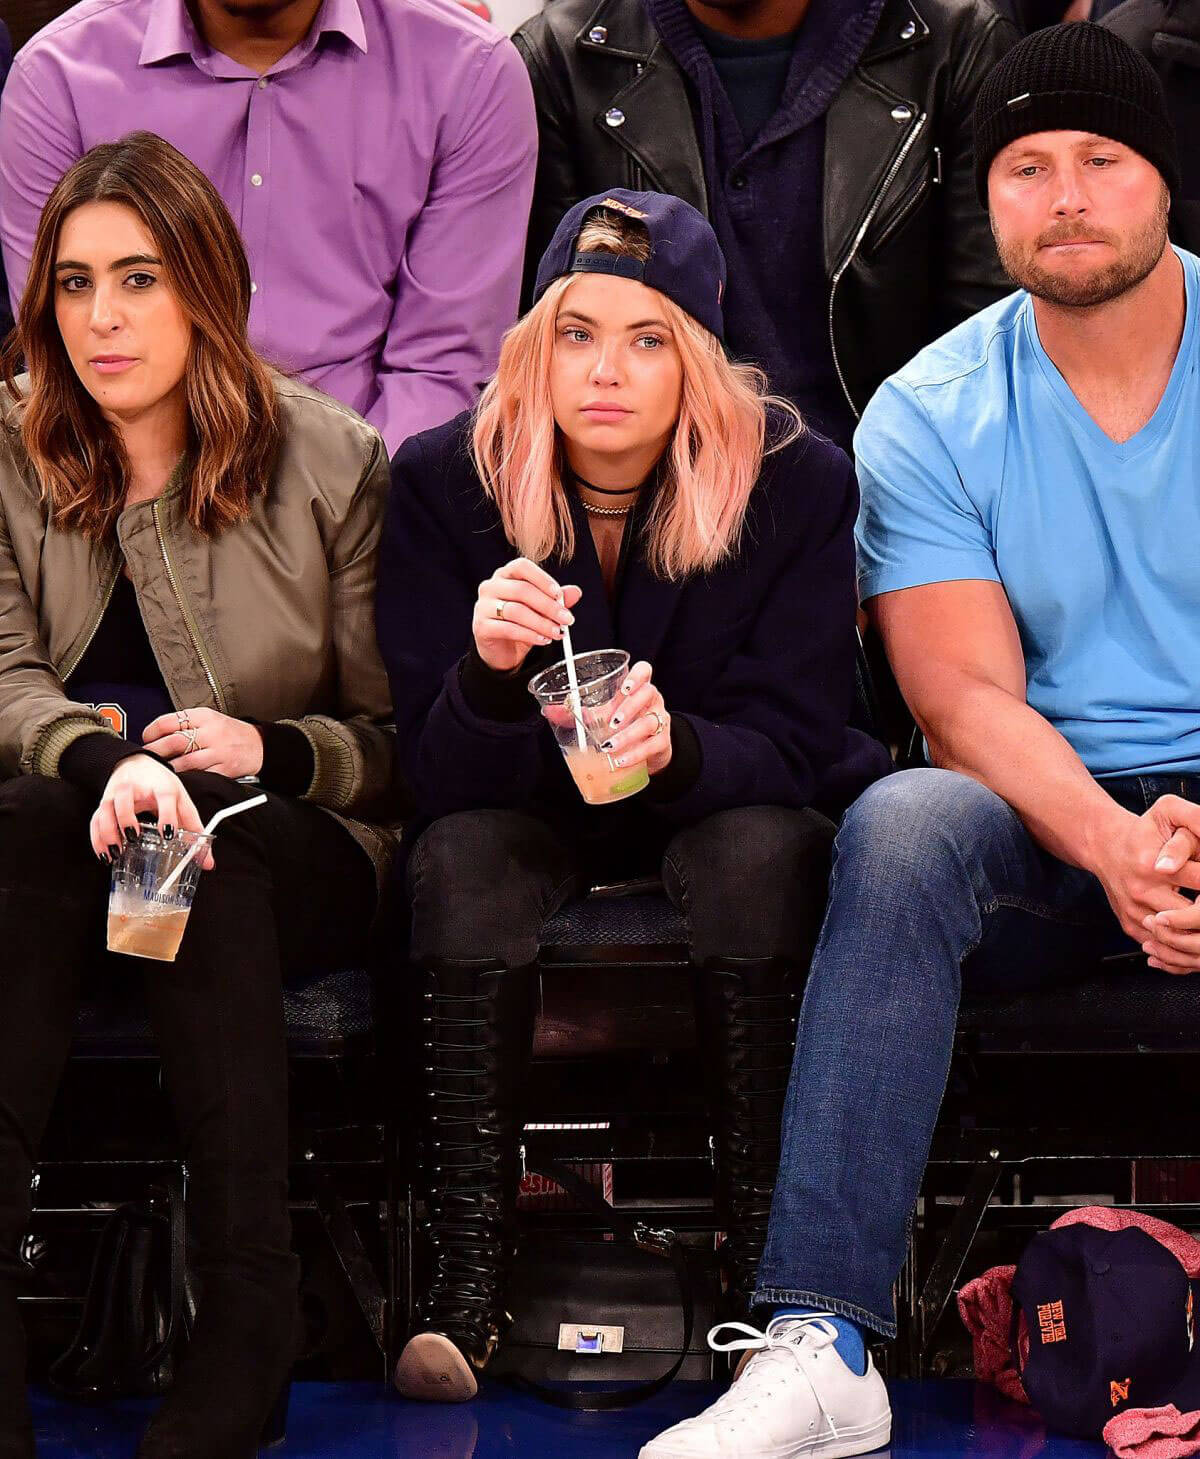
top-left (31, 1379), bottom-right (1107, 1458)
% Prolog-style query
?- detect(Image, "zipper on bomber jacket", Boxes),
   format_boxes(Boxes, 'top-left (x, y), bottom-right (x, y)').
top-left (827, 110), bottom-right (927, 424)
top-left (153, 498), bottom-right (228, 714)
top-left (58, 565), bottom-right (121, 683)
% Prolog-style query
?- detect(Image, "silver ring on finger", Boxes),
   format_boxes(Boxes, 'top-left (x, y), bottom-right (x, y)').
top-left (495, 600), bottom-right (508, 621)
top-left (176, 710), bottom-right (192, 733)
top-left (647, 708), bottom-right (667, 737)
top-left (183, 727), bottom-right (199, 752)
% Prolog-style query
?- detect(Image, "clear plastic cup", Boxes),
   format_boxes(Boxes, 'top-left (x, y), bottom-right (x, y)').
top-left (106, 825), bottom-right (213, 962)
top-left (528, 648), bottom-right (650, 806)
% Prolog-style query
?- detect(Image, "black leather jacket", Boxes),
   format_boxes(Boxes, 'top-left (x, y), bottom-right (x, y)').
top-left (514, 0), bottom-right (1017, 422)
top-left (1102, 0), bottom-right (1200, 254)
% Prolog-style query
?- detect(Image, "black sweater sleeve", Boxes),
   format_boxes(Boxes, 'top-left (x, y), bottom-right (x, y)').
top-left (255, 721), bottom-right (316, 796)
top-left (58, 722), bottom-right (316, 802)
top-left (58, 732), bottom-right (166, 799)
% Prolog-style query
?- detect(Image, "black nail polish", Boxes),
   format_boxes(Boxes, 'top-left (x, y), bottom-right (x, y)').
top-left (600, 740), bottom-right (614, 752)
top-left (163, 825), bottom-right (175, 840)
top-left (108, 844), bottom-right (121, 859)
top-left (123, 826), bottom-right (139, 843)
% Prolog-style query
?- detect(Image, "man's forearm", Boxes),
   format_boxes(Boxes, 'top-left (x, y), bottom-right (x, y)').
top-left (922, 677), bottom-right (1129, 872)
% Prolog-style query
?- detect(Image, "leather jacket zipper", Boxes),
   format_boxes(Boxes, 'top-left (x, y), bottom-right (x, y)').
top-left (827, 111), bottom-right (927, 423)
top-left (153, 500), bottom-right (227, 714)
top-left (58, 566), bottom-right (120, 682)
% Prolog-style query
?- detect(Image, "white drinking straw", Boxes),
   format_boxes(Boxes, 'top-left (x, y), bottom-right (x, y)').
top-left (156, 792), bottom-right (268, 897)
top-left (559, 621), bottom-right (588, 752)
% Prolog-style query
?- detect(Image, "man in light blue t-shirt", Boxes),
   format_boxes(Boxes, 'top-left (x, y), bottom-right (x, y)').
top-left (639, 25), bottom-right (1200, 1459)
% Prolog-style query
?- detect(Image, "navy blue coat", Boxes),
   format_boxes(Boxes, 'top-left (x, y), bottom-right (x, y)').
top-left (377, 410), bottom-right (889, 826)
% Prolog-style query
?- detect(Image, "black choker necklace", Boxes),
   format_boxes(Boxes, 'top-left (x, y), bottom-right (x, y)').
top-left (572, 472), bottom-right (641, 497)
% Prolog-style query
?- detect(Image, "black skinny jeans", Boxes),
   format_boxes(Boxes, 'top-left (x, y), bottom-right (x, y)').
top-left (407, 804), bottom-right (837, 968)
top-left (0, 771), bottom-right (377, 1291)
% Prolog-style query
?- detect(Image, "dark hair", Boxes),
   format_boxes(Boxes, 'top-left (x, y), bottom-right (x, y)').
top-left (0, 131), bottom-right (282, 539)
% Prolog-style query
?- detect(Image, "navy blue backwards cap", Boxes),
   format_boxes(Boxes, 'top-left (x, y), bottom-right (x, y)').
top-left (532, 190), bottom-right (727, 341)
top-left (1012, 1224), bottom-right (1200, 1438)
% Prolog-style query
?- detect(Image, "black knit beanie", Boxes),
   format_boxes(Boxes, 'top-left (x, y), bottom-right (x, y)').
top-left (973, 23), bottom-right (1180, 205)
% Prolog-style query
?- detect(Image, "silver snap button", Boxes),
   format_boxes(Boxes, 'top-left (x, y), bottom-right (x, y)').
top-left (605, 108), bottom-right (626, 127)
top-left (588, 24), bottom-right (608, 42)
top-left (250, 171), bottom-right (263, 186)
top-left (900, 19), bottom-right (916, 38)
top-left (258, 76), bottom-right (269, 89)
top-left (891, 104), bottom-right (913, 122)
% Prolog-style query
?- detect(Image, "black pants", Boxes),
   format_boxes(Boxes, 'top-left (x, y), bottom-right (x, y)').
top-left (0, 771), bottom-right (377, 1292)
top-left (407, 804), bottom-right (836, 967)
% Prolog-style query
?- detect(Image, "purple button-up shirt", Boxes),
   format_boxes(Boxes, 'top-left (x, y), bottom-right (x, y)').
top-left (0, 0), bottom-right (537, 452)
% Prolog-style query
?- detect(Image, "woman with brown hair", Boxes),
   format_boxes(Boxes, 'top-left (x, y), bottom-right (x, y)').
top-left (0, 132), bottom-right (398, 1457)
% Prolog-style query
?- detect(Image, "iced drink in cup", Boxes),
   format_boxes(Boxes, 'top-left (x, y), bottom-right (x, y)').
top-left (528, 649), bottom-right (650, 805)
top-left (107, 825), bottom-right (213, 961)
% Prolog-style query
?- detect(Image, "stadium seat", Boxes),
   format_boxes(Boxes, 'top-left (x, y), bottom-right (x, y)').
top-left (22, 965), bottom-right (401, 1382)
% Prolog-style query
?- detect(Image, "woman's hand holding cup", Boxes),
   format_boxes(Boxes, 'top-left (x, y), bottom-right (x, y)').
top-left (473, 557), bottom-right (582, 674)
top-left (600, 660), bottom-right (673, 775)
top-left (90, 754), bottom-right (213, 867)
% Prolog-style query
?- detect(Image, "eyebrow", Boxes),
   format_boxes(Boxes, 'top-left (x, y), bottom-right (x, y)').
top-left (54, 254), bottom-right (163, 272)
top-left (1008, 135), bottom-right (1117, 160)
top-left (558, 309), bottom-right (671, 331)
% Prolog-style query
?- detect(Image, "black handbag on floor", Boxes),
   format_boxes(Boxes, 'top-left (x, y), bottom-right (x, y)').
top-left (49, 1167), bottom-right (191, 1401)
top-left (499, 1160), bottom-right (703, 1412)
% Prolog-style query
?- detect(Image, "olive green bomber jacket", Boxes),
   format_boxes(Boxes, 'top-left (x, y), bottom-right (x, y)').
top-left (0, 372), bottom-right (402, 878)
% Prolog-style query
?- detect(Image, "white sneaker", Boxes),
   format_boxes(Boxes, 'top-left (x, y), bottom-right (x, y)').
top-left (639, 1314), bottom-right (891, 1459)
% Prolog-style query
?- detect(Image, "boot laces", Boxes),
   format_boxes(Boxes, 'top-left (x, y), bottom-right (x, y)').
top-left (419, 982), bottom-right (510, 1357)
top-left (702, 1314), bottom-right (844, 1440)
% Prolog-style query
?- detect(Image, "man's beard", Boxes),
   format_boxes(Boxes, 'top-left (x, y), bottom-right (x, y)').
top-left (993, 192), bottom-right (1170, 309)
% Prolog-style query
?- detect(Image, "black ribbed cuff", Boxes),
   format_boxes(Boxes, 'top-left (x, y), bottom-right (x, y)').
top-left (58, 732), bottom-right (170, 800)
top-left (256, 721), bottom-right (316, 797)
top-left (645, 715), bottom-right (702, 803)
top-left (458, 646), bottom-right (539, 724)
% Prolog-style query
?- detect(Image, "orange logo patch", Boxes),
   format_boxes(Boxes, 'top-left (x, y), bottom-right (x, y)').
top-left (1111, 1379), bottom-right (1131, 1407)
top-left (1037, 1301), bottom-right (1067, 1344)
top-left (91, 703), bottom-right (126, 736)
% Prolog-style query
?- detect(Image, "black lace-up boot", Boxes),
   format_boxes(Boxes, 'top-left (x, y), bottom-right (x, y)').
top-left (394, 961), bottom-right (537, 1403)
top-left (694, 959), bottom-right (802, 1317)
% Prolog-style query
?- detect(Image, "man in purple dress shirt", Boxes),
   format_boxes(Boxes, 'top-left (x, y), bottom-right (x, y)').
top-left (0, 0), bottom-right (538, 453)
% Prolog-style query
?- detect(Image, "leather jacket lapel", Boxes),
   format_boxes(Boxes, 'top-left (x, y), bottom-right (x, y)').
top-left (574, 0), bottom-right (654, 60)
top-left (860, 0), bottom-right (928, 61)
top-left (824, 0), bottom-right (927, 274)
top-left (591, 57), bottom-right (709, 213)
top-left (574, 0), bottom-right (709, 211)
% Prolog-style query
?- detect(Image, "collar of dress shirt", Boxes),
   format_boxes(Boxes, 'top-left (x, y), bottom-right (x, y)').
top-left (138, 0), bottom-right (368, 71)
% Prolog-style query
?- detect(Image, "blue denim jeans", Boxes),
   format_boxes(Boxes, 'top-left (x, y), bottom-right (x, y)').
top-left (753, 767), bottom-right (1200, 1336)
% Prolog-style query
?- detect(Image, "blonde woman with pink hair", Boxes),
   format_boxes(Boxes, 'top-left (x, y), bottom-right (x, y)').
top-left (377, 192), bottom-right (890, 1403)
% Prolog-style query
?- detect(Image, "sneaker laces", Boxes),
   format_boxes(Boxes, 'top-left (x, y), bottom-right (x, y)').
top-left (702, 1314), bottom-right (844, 1439)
